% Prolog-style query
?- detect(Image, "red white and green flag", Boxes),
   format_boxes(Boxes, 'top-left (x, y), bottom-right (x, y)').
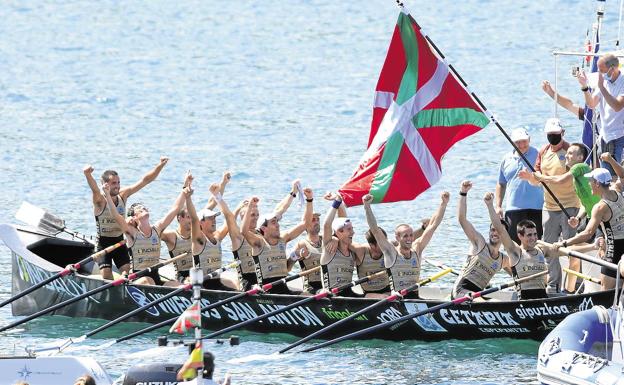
top-left (339, 11), bottom-right (490, 206)
top-left (169, 301), bottom-right (201, 334)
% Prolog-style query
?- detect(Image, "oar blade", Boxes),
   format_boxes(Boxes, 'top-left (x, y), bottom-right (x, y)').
top-left (16, 201), bottom-right (65, 234)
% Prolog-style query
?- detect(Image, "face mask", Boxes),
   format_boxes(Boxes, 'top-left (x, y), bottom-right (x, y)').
top-left (547, 133), bottom-right (562, 145)
top-left (605, 68), bottom-right (614, 82)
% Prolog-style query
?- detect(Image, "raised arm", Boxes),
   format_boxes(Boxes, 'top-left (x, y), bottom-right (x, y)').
top-left (83, 165), bottom-right (105, 209)
top-left (542, 80), bottom-right (583, 117)
top-left (241, 197), bottom-right (264, 249)
top-left (274, 179), bottom-right (300, 218)
top-left (321, 194), bottom-right (342, 265)
top-left (577, 70), bottom-right (601, 109)
top-left (363, 194), bottom-right (396, 268)
top-left (154, 173), bottom-right (192, 234)
top-left (205, 171), bottom-right (231, 210)
top-left (281, 187), bottom-right (314, 242)
top-left (185, 187), bottom-right (203, 247)
top-left (120, 156), bottom-right (169, 199)
top-left (601, 153), bottom-right (624, 181)
top-left (458, 181), bottom-right (484, 249)
top-left (102, 183), bottom-right (131, 235)
top-left (484, 192), bottom-right (518, 255)
top-left (414, 191), bottom-right (449, 256)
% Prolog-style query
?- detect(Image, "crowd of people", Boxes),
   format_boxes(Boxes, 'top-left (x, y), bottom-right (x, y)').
top-left (82, 53), bottom-right (624, 301)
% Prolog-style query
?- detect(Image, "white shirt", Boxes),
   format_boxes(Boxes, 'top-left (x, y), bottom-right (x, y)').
top-left (594, 73), bottom-right (624, 142)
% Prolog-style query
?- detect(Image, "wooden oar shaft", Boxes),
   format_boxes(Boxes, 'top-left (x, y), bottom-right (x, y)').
top-left (563, 267), bottom-right (601, 285)
top-left (282, 269), bottom-right (452, 354)
top-left (202, 270), bottom-right (388, 341)
top-left (0, 240), bottom-right (125, 309)
top-left (303, 270), bottom-right (548, 352)
top-left (115, 266), bottom-right (320, 344)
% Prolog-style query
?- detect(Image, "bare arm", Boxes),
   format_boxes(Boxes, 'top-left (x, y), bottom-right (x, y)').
top-left (601, 153), bottom-right (624, 180)
top-left (557, 203), bottom-right (608, 247)
top-left (458, 181), bottom-right (485, 250)
top-left (363, 194), bottom-right (396, 268)
top-left (84, 165), bottom-right (105, 210)
top-left (241, 197), bottom-right (264, 249)
top-left (414, 191), bottom-right (449, 256)
top-left (120, 156), bottom-right (169, 199)
top-left (484, 192), bottom-right (519, 256)
top-left (321, 195), bottom-right (341, 265)
top-left (542, 80), bottom-right (583, 116)
top-left (155, 189), bottom-right (189, 235)
top-left (205, 171), bottom-right (231, 210)
top-left (185, 189), bottom-right (203, 249)
top-left (281, 188), bottom-right (314, 242)
top-left (211, 185), bottom-right (244, 248)
top-left (273, 179), bottom-right (300, 218)
top-left (577, 70), bottom-right (601, 109)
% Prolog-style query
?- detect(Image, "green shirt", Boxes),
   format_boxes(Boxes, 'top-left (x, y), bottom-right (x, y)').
top-left (570, 163), bottom-right (601, 218)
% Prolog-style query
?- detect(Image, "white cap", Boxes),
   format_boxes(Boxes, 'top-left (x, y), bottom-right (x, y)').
top-left (510, 128), bottom-right (530, 142)
top-left (584, 168), bottom-right (612, 184)
top-left (198, 208), bottom-right (221, 220)
top-left (331, 217), bottom-right (352, 233)
top-left (544, 118), bottom-right (563, 134)
top-left (258, 212), bottom-right (282, 228)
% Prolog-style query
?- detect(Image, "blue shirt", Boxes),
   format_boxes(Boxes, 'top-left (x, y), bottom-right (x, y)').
top-left (498, 146), bottom-right (544, 211)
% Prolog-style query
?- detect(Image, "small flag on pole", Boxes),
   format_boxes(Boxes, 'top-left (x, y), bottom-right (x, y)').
top-left (169, 301), bottom-right (201, 334)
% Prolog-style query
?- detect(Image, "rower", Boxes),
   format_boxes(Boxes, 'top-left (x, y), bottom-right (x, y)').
top-left (320, 193), bottom-right (361, 297)
top-left (230, 179), bottom-right (302, 291)
top-left (83, 157), bottom-right (168, 280)
top-left (184, 182), bottom-right (238, 291)
top-left (102, 173), bottom-right (190, 285)
top-left (387, 191), bottom-right (449, 299)
top-left (554, 168), bottom-right (624, 290)
top-left (485, 192), bottom-right (561, 299)
top-left (162, 172), bottom-right (230, 283)
top-left (452, 181), bottom-right (510, 299)
top-left (242, 188), bottom-right (313, 294)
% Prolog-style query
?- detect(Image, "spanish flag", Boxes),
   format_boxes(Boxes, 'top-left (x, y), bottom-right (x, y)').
top-left (178, 345), bottom-right (203, 381)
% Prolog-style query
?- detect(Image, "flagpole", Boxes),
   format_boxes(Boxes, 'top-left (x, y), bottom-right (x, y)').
top-left (191, 265), bottom-right (204, 385)
top-left (398, 5), bottom-right (572, 219)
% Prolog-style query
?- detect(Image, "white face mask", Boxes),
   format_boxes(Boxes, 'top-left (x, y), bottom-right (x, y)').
top-left (605, 67), bottom-right (615, 82)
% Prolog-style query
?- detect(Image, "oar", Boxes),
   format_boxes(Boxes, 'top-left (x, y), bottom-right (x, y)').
top-left (50, 261), bottom-right (241, 353)
top-left (278, 268), bottom-right (452, 354)
top-left (0, 240), bottom-right (126, 309)
top-left (424, 258), bottom-right (459, 276)
top-left (110, 266), bottom-right (322, 345)
top-left (302, 270), bottom-right (548, 352)
top-left (563, 267), bottom-right (601, 285)
top-left (537, 240), bottom-right (619, 272)
top-left (16, 201), bottom-right (94, 244)
top-left (0, 252), bottom-right (190, 333)
top-left (200, 270), bottom-right (389, 341)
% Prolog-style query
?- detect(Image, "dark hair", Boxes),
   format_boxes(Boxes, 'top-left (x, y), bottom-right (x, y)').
top-left (517, 220), bottom-right (537, 236)
top-left (127, 202), bottom-right (146, 217)
top-left (101, 170), bottom-right (118, 183)
top-left (365, 227), bottom-right (387, 245)
top-left (177, 208), bottom-right (188, 219)
top-left (490, 218), bottom-right (509, 232)
top-left (74, 374), bottom-right (96, 385)
top-left (570, 142), bottom-right (589, 160)
top-left (202, 351), bottom-right (215, 379)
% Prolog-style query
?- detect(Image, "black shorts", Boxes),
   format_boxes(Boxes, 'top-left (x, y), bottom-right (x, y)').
top-left (97, 235), bottom-right (130, 270)
top-left (133, 269), bottom-right (163, 286)
top-left (519, 289), bottom-right (547, 300)
top-left (335, 287), bottom-right (364, 298)
top-left (364, 285), bottom-right (391, 295)
top-left (603, 231), bottom-right (624, 278)
top-left (239, 272), bottom-right (258, 292)
top-left (202, 278), bottom-right (234, 291)
top-left (260, 276), bottom-right (296, 295)
top-left (401, 290), bottom-right (419, 299)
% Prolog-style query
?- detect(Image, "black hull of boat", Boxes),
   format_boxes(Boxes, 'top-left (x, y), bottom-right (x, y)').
top-left (2, 224), bottom-right (615, 342)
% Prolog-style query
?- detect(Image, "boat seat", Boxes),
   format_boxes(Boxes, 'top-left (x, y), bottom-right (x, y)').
top-left (27, 237), bottom-right (94, 269)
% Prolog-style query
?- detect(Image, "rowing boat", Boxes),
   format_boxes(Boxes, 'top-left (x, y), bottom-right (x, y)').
top-left (0, 223), bottom-right (615, 342)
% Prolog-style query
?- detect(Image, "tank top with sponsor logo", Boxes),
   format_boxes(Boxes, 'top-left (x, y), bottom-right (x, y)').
top-left (387, 249), bottom-right (421, 292)
top-left (298, 237), bottom-right (322, 289)
top-left (512, 246), bottom-right (547, 291)
top-left (322, 248), bottom-right (355, 289)
top-left (455, 243), bottom-right (502, 290)
top-left (95, 196), bottom-right (126, 238)
top-left (603, 192), bottom-right (624, 240)
top-left (195, 236), bottom-right (222, 275)
top-left (128, 226), bottom-right (161, 270)
top-left (168, 231), bottom-right (193, 273)
top-left (233, 239), bottom-right (255, 275)
top-left (253, 238), bottom-right (288, 283)
top-left (357, 250), bottom-right (389, 292)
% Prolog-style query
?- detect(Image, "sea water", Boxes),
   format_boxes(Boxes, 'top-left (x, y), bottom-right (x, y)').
top-left (0, 1), bottom-right (612, 383)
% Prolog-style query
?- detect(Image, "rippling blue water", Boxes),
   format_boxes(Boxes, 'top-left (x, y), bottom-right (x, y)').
top-left (0, 0), bottom-right (617, 383)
